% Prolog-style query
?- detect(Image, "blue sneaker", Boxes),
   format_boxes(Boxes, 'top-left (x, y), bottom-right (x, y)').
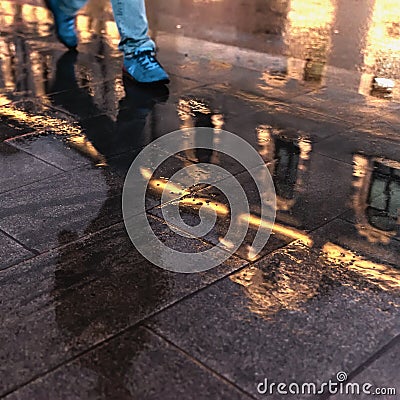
top-left (45, 0), bottom-right (78, 49)
top-left (123, 48), bottom-right (169, 84)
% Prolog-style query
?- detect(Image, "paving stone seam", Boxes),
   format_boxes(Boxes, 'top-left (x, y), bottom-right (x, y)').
top-left (321, 333), bottom-right (400, 400)
top-left (0, 323), bottom-right (253, 400)
top-left (0, 254), bottom-right (251, 398)
top-left (0, 227), bottom-right (39, 258)
top-left (143, 325), bottom-right (257, 400)
top-left (4, 138), bottom-right (80, 174)
top-left (0, 168), bottom-right (66, 197)
top-left (217, 86), bottom-right (360, 127)
top-left (5, 131), bottom-right (150, 173)
top-left (0, 221), bottom-right (125, 275)
top-left (337, 216), bottom-right (400, 246)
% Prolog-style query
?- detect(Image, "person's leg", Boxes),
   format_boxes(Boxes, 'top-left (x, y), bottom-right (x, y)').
top-left (110, 0), bottom-right (169, 84)
top-left (46, 0), bottom-right (87, 49)
top-left (57, 0), bottom-right (87, 16)
top-left (110, 0), bottom-right (155, 56)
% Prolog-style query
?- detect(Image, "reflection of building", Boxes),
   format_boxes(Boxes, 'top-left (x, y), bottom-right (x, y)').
top-left (230, 149), bottom-right (400, 320)
top-left (147, 0), bottom-right (290, 53)
top-left (257, 125), bottom-right (311, 213)
top-left (284, 0), bottom-right (336, 82)
top-left (352, 154), bottom-right (400, 244)
top-left (177, 97), bottom-right (223, 166)
top-left (362, 0), bottom-right (400, 79)
top-left (359, 0), bottom-right (399, 100)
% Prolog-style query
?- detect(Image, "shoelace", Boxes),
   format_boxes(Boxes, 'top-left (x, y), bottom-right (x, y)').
top-left (134, 51), bottom-right (160, 71)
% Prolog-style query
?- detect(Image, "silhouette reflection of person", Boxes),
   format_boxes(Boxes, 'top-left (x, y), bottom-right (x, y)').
top-left (49, 50), bottom-right (171, 396)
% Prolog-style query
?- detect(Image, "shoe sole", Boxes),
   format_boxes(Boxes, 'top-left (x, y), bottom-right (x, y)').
top-left (122, 66), bottom-right (170, 85)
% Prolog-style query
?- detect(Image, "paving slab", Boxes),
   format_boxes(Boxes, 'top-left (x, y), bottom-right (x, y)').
top-left (0, 219), bottom-right (246, 397)
top-left (4, 327), bottom-right (251, 400)
top-left (330, 336), bottom-right (400, 400)
top-left (147, 239), bottom-right (400, 400)
top-left (0, 165), bottom-right (124, 252)
top-left (150, 151), bottom-right (356, 261)
top-left (0, 142), bottom-right (61, 194)
top-left (0, 231), bottom-right (34, 270)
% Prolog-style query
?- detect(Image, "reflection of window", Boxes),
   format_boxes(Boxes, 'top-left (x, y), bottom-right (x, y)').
top-left (367, 161), bottom-right (400, 231)
top-left (273, 138), bottom-right (300, 199)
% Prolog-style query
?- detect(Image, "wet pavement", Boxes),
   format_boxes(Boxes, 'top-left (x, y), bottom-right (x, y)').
top-left (1, 0), bottom-right (400, 399)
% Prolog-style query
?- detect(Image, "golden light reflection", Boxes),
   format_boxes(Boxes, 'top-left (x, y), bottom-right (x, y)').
top-left (240, 213), bottom-right (313, 247)
top-left (360, 0), bottom-right (400, 100)
top-left (230, 243), bottom-right (322, 318)
top-left (144, 170), bottom-right (314, 250)
top-left (322, 242), bottom-right (400, 291)
top-left (0, 97), bottom-right (106, 166)
top-left (231, 240), bottom-right (400, 320)
top-left (284, 0), bottom-right (335, 82)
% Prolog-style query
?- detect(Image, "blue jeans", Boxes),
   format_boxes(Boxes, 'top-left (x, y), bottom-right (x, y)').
top-left (58, 0), bottom-right (155, 56)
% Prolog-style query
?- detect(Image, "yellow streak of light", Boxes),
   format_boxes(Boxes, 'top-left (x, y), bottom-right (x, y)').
top-left (0, 96), bottom-right (106, 166)
top-left (179, 197), bottom-right (229, 216)
top-left (144, 172), bottom-right (314, 245)
top-left (241, 213), bottom-right (314, 247)
top-left (323, 242), bottom-right (400, 291)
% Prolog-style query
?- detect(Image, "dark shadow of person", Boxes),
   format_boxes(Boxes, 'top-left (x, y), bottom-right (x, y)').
top-left (50, 50), bottom-right (173, 398)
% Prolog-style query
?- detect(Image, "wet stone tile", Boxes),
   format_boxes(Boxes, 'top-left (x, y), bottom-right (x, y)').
top-left (0, 143), bottom-right (61, 194)
top-left (291, 85), bottom-right (389, 127)
top-left (331, 338), bottom-right (400, 400)
top-left (147, 241), bottom-right (400, 400)
top-left (355, 111), bottom-right (400, 142)
top-left (0, 120), bottom-right (34, 142)
top-left (312, 218), bottom-right (400, 268)
top-left (156, 34), bottom-right (316, 102)
top-left (314, 130), bottom-right (400, 166)
top-left (0, 99), bottom-right (77, 135)
top-left (150, 151), bottom-right (356, 261)
top-left (4, 327), bottom-right (250, 400)
top-left (219, 65), bottom-right (317, 102)
top-left (225, 101), bottom-right (351, 147)
top-left (6, 132), bottom-right (93, 171)
top-left (0, 231), bottom-right (34, 270)
top-left (156, 46), bottom-right (233, 87)
top-left (0, 220), bottom-right (245, 396)
top-left (0, 165), bottom-right (124, 252)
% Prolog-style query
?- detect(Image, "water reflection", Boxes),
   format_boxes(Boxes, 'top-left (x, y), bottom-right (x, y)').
top-left (352, 154), bottom-right (400, 243)
top-left (1, 0), bottom-right (400, 334)
top-left (230, 146), bottom-right (400, 320)
top-left (231, 240), bottom-right (400, 319)
top-left (1, 0), bottom-right (400, 104)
